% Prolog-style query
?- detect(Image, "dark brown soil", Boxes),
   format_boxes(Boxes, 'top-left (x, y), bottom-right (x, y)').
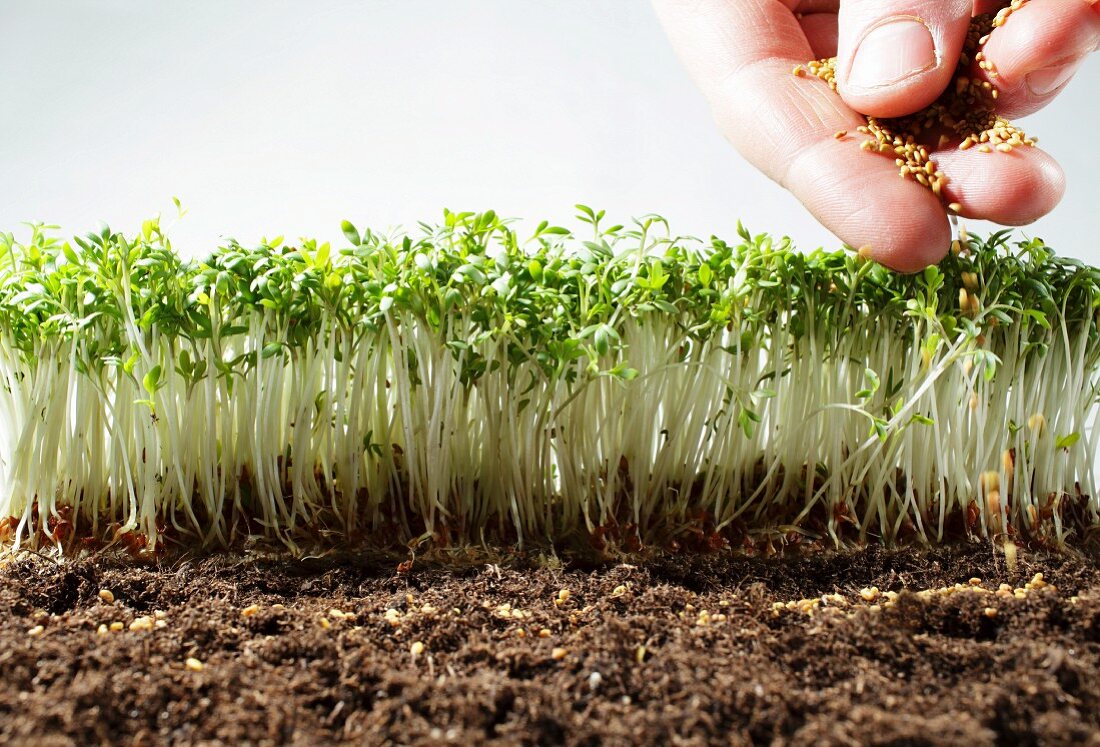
top-left (1, 542), bottom-right (1098, 746)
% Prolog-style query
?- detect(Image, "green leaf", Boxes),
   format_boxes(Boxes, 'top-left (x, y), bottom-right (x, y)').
top-left (1055, 432), bottom-right (1081, 449)
top-left (142, 365), bottom-right (162, 395)
top-left (341, 220), bottom-right (361, 246)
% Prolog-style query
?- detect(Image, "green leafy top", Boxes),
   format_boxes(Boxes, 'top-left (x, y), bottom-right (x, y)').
top-left (0, 210), bottom-right (1096, 389)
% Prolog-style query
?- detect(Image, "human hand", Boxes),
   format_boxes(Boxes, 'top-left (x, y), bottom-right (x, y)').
top-left (653, 0), bottom-right (1100, 272)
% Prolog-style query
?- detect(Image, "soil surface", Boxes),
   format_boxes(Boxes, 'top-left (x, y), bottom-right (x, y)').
top-left (0, 542), bottom-right (1098, 746)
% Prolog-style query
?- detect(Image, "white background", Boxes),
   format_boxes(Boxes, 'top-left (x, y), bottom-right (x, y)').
top-left (1, 1), bottom-right (1096, 260)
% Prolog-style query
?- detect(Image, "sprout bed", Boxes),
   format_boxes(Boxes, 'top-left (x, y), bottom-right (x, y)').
top-left (1, 210), bottom-right (1097, 553)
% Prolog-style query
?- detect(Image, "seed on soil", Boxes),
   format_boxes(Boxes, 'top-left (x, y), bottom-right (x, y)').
top-left (984, 607), bottom-right (998, 618)
top-left (185, 657), bottom-right (204, 672)
top-left (611, 585), bottom-right (628, 597)
top-left (969, 578), bottom-right (982, 586)
top-left (109, 621), bottom-right (124, 632)
top-left (319, 617), bottom-right (332, 630)
top-left (98, 589), bottom-right (115, 604)
top-left (328, 608), bottom-right (348, 620)
top-left (539, 628), bottom-right (552, 638)
top-left (410, 641), bottom-right (425, 657)
top-left (271, 603), bottom-right (286, 612)
top-left (555, 589), bottom-right (570, 606)
top-left (27, 625), bottom-right (44, 637)
top-left (96, 623), bottom-right (108, 635)
top-left (129, 616), bottom-right (154, 632)
top-left (241, 604), bottom-right (260, 618)
top-left (384, 608), bottom-right (402, 627)
top-left (551, 647), bottom-right (567, 661)
top-left (860, 587), bottom-right (879, 602)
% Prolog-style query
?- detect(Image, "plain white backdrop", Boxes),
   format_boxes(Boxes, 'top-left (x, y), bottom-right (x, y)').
top-left (1, 1), bottom-right (1096, 261)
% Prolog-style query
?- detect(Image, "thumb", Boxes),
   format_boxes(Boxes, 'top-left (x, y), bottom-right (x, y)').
top-left (837, 0), bottom-right (973, 118)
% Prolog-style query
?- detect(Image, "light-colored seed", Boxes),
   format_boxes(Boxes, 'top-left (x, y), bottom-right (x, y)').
top-left (129, 616), bottom-right (155, 632)
top-left (98, 589), bottom-right (115, 604)
top-left (1027, 505), bottom-right (1039, 525)
top-left (185, 657), bottom-right (204, 672)
top-left (109, 621), bottom-right (124, 632)
top-left (551, 647), bottom-right (568, 661)
top-left (27, 625), bottom-right (44, 637)
top-left (1028, 413), bottom-right (1046, 434)
top-left (834, 130), bottom-right (847, 139)
top-left (241, 604), bottom-right (260, 618)
top-left (969, 578), bottom-right (982, 586)
top-left (97, 623), bottom-right (108, 635)
top-left (410, 640), bottom-right (425, 657)
top-left (983, 607), bottom-right (998, 618)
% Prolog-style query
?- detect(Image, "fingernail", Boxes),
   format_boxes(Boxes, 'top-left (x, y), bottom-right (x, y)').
top-left (848, 17), bottom-right (936, 90)
top-left (1027, 58), bottom-right (1084, 97)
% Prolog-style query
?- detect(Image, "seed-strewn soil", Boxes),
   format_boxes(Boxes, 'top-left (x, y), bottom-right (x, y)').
top-left (0, 542), bottom-right (1097, 746)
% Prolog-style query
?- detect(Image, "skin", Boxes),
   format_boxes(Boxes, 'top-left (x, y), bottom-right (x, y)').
top-left (653, 0), bottom-right (1100, 272)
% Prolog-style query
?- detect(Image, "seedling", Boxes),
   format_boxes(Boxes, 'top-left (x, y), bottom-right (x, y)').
top-left (0, 210), bottom-right (1096, 552)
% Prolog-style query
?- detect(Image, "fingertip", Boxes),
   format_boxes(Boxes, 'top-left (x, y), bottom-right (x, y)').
top-left (937, 147), bottom-right (1065, 226)
top-left (836, 3), bottom-right (972, 118)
